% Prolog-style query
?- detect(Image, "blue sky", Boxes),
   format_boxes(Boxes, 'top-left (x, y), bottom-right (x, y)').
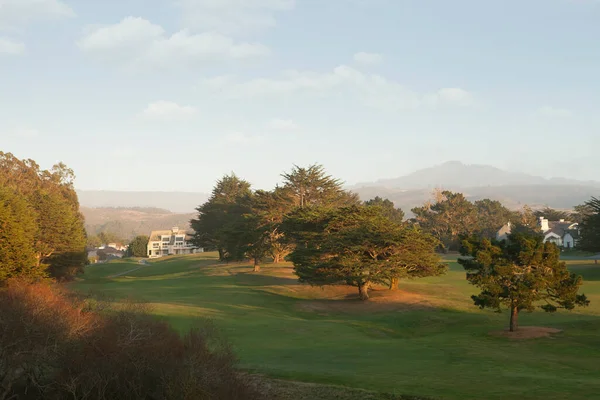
top-left (1, 0), bottom-right (599, 192)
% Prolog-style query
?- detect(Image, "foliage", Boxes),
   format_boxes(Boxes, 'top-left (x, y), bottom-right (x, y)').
top-left (281, 164), bottom-right (359, 208)
top-left (0, 152), bottom-right (87, 281)
top-left (364, 196), bottom-right (405, 223)
top-left (533, 207), bottom-right (572, 222)
top-left (191, 174), bottom-right (253, 261)
top-left (0, 187), bottom-right (42, 281)
top-left (127, 235), bottom-right (149, 257)
top-left (458, 232), bottom-right (589, 331)
top-left (285, 205), bottom-right (445, 300)
top-left (0, 280), bottom-right (258, 400)
top-left (473, 199), bottom-right (512, 239)
top-left (578, 197), bottom-right (600, 253)
top-left (411, 191), bottom-right (478, 251)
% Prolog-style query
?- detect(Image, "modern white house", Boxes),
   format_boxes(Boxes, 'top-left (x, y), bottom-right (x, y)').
top-left (147, 227), bottom-right (203, 258)
top-left (496, 217), bottom-right (580, 248)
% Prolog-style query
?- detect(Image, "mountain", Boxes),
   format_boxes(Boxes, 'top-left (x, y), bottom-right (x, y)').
top-left (77, 191), bottom-right (208, 213)
top-left (82, 207), bottom-right (196, 241)
top-left (350, 161), bottom-right (600, 216)
top-left (352, 161), bottom-right (600, 190)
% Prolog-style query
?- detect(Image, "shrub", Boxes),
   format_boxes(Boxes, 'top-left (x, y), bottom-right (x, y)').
top-left (0, 281), bottom-right (258, 400)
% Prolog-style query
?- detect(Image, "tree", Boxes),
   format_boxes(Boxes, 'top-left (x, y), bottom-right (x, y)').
top-left (191, 174), bottom-right (253, 261)
top-left (364, 196), bottom-right (405, 223)
top-left (459, 233), bottom-right (589, 332)
top-left (533, 207), bottom-right (571, 222)
top-left (578, 197), bottom-right (600, 253)
top-left (0, 152), bottom-right (87, 280)
top-left (411, 191), bottom-right (478, 251)
top-left (0, 187), bottom-right (43, 282)
top-left (284, 205), bottom-right (445, 300)
top-left (86, 234), bottom-right (103, 248)
top-left (474, 199), bottom-right (513, 239)
top-left (281, 164), bottom-right (359, 208)
top-left (127, 235), bottom-right (149, 257)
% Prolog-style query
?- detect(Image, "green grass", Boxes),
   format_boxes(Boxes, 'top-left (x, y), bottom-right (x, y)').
top-left (71, 254), bottom-right (600, 400)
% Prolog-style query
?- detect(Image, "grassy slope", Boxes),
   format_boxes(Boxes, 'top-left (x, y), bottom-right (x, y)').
top-left (73, 255), bottom-right (600, 400)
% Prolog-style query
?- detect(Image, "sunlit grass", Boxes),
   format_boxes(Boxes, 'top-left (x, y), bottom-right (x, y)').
top-left (71, 253), bottom-right (600, 400)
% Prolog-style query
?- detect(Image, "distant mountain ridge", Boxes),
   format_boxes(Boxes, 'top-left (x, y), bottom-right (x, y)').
top-left (352, 161), bottom-right (600, 190)
top-left (77, 191), bottom-right (208, 213)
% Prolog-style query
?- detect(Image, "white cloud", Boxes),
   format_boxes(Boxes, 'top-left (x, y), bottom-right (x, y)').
top-left (424, 88), bottom-right (474, 107)
top-left (353, 52), bottom-right (383, 66)
top-left (203, 65), bottom-right (473, 111)
top-left (0, 0), bottom-right (75, 31)
top-left (78, 17), bottom-right (270, 70)
top-left (268, 118), bottom-right (298, 131)
top-left (537, 106), bottom-right (574, 118)
top-left (224, 132), bottom-right (264, 144)
top-left (176, 0), bottom-right (295, 35)
top-left (139, 101), bottom-right (198, 120)
top-left (0, 37), bottom-right (25, 55)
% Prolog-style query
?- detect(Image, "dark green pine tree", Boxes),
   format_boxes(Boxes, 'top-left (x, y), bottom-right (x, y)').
top-left (127, 235), bottom-right (150, 257)
top-left (459, 232), bottom-right (589, 332)
top-left (578, 197), bottom-right (600, 254)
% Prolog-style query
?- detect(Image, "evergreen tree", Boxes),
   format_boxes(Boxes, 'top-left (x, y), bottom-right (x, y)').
top-left (364, 196), bottom-right (405, 223)
top-left (578, 197), bottom-right (600, 253)
top-left (284, 205), bottom-right (445, 300)
top-left (191, 174), bottom-right (253, 261)
top-left (281, 164), bottom-right (359, 208)
top-left (127, 235), bottom-right (149, 257)
top-left (459, 233), bottom-right (589, 332)
top-left (0, 187), bottom-right (42, 282)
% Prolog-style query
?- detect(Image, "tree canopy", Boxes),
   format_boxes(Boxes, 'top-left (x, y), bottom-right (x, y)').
top-left (284, 205), bottom-right (445, 300)
top-left (127, 235), bottom-right (149, 257)
top-left (0, 152), bottom-right (87, 282)
top-left (364, 196), bottom-right (405, 224)
top-left (578, 197), bottom-right (600, 253)
top-left (458, 232), bottom-right (589, 331)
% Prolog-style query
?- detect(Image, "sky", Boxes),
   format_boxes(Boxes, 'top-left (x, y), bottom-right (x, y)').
top-left (1, 0), bottom-right (599, 193)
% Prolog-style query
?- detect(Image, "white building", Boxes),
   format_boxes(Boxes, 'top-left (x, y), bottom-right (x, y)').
top-left (147, 227), bottom-right (203, 258)
top-left (496, 217), bottom-right (580, 248)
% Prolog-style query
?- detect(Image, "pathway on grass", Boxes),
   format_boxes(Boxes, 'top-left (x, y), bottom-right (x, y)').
top-left (108, 260), bottom-right (148, 278)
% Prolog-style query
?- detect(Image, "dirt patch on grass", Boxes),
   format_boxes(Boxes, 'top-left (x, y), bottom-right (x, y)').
top-left (296, 287), bottom-right (433, 315)
top-left (249, 375), bottom-right (430, 400)
top-left (490, 326), bottom-right (562, 340)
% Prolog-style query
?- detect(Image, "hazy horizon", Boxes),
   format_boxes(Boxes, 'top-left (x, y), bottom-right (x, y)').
top-left (3, 0), bottom-right (599, 193)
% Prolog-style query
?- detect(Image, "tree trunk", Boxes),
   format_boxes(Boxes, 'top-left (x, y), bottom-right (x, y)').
top-left (358, 282), bottom-right (370, 301)
top-left (253, 258), bottom-right (260, 272)
top-left (218, 248), bottom-right (225, 261)
top-left (509, 306), bottom-right (519, 332)
top-left (273, 254), bottom-right (281, 264)
top-left (389, 277), bottom-right (399, 291)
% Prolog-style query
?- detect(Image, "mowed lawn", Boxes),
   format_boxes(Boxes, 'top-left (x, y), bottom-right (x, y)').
top-left (72, 254), bottom-right (600, 400)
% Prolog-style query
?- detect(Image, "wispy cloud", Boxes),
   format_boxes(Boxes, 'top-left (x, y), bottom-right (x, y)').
top-left (176, 0), bottom-right (295, 36)
top-left (268, 119), bottom-right (299, 131)
top-left (79, 17), bottom-right (270, 70)
top-left (0, 37), bottom-right (25, 55)
top-left (202, 64), bottom-right (474, 111)
top-left (537, 106), bottom-right (574, 118)
top-left (139, 101), bottom-right (198, 120)
top-left (353, 52), bottom-right (383, 66)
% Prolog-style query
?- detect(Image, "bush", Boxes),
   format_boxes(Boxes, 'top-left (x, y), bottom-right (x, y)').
top-left (0, 280), bottom-right (258, 400)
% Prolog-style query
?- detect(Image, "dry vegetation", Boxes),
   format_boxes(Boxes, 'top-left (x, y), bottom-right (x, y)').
top-left (0, 280), bottom-right (257, 400)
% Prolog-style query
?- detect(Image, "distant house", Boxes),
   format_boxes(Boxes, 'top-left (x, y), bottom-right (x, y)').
top-left (496, 217), bottom-right (580, 249)
top-left (147, 227), bottom-right (203, 258)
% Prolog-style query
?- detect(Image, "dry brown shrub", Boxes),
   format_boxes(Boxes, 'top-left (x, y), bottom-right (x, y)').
top-left (0, 280), bottom-right (258, 400)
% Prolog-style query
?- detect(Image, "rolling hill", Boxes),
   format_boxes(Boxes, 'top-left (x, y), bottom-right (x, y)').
top-left (82, 207), bottom-right (196, 241)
